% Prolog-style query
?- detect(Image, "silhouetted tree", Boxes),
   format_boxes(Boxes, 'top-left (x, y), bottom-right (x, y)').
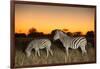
top-left (63, 29), bottom-right (68, 32)
top-left (27, 28), bottom-right (36, 38)
top-left (86, 31), bottom-right (94, 38)
top-left (73, 32), bottom-right (82, 37)
top-left (28, 27), bottom-right (37, 34)
top-left (15, 33), bottom-right (26, 38)
top-left (66, 32), bottom-right (73, 37)
top-left (27, 27), bottom-right (45, 38)
top-left (86, 31), bottom-right (94, 42)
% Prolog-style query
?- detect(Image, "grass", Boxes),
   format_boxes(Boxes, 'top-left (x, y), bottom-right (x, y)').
top-left (15, 38), bottom-right (96, 67)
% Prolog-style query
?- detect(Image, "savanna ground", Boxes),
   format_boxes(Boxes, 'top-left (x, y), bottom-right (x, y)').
top-left (15, 37), bottom-right (96, 67)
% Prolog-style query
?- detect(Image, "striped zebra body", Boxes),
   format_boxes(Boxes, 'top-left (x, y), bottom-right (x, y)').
top-left (53, 30), bottom-right (87, 56)
top-left (66, 37), bottom-right (87, 49)
top-left (25, 38), bottom-right (53, 57)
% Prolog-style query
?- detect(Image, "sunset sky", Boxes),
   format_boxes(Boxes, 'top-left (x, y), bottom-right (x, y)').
top-left (15, 4), bottom-right (95, 34)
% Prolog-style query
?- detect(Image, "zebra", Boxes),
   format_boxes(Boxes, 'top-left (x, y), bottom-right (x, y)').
top-left (53, 30), bottom-right (87, 57)
top-left (25, 38), bottom-right (53, 57)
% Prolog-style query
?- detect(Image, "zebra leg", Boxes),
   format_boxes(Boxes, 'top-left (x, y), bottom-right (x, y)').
top-left (80, 46), bottom-right (89, 61)
top-left (80, 46), bottom-right (87, 56)
top-left (65, 47), bottom-right (70, 62)
top-left (37, 50), bottom-right (40, 57)
top-left (49, 48), bottom-right (53, 56)
top-left (46, 48), bottom-right (49, 57)
top-left (35, 49), bottom-right (38, 56)
top-left (65, 47), bottom-right (69, 57)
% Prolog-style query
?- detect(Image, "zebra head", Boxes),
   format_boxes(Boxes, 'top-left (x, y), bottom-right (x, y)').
top-left (53, 30), bottom-right (60, 41)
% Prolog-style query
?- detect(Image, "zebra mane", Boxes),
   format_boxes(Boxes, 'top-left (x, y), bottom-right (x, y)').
top-left (57, 30), bottom-right (70, 38)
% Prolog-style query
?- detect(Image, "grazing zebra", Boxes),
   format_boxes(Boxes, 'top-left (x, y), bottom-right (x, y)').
top-left (25, 38), bottom-right (53, 57)
top-left (53, 30), bottom-right (87, 56)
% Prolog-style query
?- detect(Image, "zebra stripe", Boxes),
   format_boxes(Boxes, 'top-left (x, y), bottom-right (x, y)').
top-left (41, 40), bottom-right (47, 46)
top-left (75, 37), bottom-right (85, 48)
top-left (74, 37), bottom-right (84, 49)
top-left (76, 38), bottom-right (86, 47)
top-left (72, 37), bottom-right (80, 49)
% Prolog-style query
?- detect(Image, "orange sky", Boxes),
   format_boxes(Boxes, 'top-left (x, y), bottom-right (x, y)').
top-left (15, 4), bottom-right (95, 34)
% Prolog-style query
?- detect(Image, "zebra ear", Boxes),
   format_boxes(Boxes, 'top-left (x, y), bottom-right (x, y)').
top-left (59, 31), bottom-right (63, 34)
